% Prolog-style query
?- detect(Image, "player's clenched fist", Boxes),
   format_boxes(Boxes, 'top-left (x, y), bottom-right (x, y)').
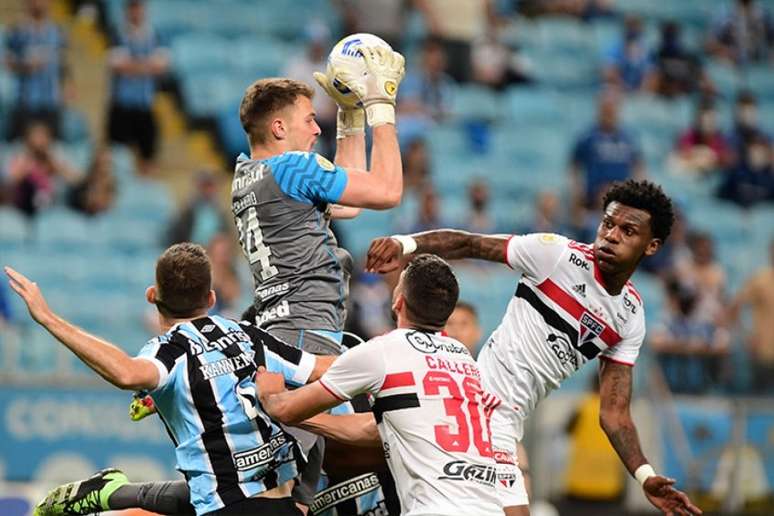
top-left (366, 237), bottom-right (404, 273)
top-left (255, 366), bottom-right (287, 397)
top-left (336, 46), bottom-right (405, 127)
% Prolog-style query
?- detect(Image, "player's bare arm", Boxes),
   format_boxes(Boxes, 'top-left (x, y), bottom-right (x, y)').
top-left (5, 266), bottom-right (159, 391)
top-left (309, 354), bottom-right (337, 382)
top-left (366, 230), bottom-right (509, 273)
top-left (298, 413), bottom-right (381, 448)
top-left (256, 368), bottom-right (341, 425)
top-left (599, 360), bottom-right (702, 515)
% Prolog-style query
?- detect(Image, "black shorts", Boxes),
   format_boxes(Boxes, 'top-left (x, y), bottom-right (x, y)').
top-left (206, 496), bottom-right (302, 516)
top-left (107, 103), bottom-right (157, 160)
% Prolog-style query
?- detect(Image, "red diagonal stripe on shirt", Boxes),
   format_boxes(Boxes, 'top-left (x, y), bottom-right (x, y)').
top-left (382, 372), bottom-right (415, 390)
top-left (536, 278), bottom-right (622, 347)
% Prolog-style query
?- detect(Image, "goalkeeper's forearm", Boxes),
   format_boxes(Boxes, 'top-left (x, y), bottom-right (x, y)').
top-left (297, 413), bottom-right (382, 448)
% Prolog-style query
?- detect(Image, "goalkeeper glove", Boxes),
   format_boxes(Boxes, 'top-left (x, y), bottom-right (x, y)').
top-left (129, 392), bottom-right (157, 421)
top-left (336, 46), bottom-right (405, 127)
top-left (313, 71), bottom-right (365, 139)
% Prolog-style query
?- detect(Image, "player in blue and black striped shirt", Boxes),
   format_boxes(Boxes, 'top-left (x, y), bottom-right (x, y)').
top-left (7, 243), bottom-right (334, 516)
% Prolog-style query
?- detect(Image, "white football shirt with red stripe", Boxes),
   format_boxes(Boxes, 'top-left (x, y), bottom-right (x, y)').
top-left (481, 233), bottom-right (645, 434)
top-left (319, 328), bottom-right (504, 516)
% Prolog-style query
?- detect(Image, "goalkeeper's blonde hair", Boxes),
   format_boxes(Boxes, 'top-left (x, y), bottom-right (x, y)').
top-left (239, 78), bottom-right (315, 146)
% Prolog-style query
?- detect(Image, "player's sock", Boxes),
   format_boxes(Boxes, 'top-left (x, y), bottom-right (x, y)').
top-left (109, 480), bottom-right (195, 516)
top-left (34, 468), bottom-right (128, 516)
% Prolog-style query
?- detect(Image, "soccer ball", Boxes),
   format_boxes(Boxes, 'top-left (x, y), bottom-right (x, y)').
top-left (327, 33), bottom-right (392, 107)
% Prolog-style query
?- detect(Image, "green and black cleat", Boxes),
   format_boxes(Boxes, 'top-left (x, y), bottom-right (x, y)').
top-left (34, 468), bottom-right (128, 516)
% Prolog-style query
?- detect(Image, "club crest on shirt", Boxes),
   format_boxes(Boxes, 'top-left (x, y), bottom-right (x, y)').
top-left (316, 154), bottom-right (336, 171)
top-left (579, 312), bottom-right (604, 345)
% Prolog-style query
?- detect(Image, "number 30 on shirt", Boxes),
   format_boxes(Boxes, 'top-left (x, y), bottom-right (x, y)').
top-left (423, 371), bottom-right (498, 457)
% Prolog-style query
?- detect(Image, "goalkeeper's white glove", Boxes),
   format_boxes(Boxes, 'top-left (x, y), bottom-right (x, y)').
top-left (336, 46), bottom-right (405, 127)
top-left (313, 71), bottom-right (365, 139)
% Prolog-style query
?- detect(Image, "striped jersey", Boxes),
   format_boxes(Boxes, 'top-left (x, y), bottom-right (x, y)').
top-left (231, 152), bottom-right (353, 340)
top-left (136, 315), bottom-right (316, 515)
top-left (482, 233), bottom-right (645, 437)
top-left (319, 329), bottom-right (504, 516)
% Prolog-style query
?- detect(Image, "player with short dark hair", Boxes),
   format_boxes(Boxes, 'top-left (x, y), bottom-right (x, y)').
top-left (6, 243), bottom-right (334, 516)
top-left (255, 254), bottom-right (505, 515)
top-left (366, 180), bottom-right (701, 516)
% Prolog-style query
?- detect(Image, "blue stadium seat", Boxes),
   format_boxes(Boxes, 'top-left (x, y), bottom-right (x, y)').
top-left (34, 208), bottom-right (98, 253)
top-left (0, 208), bottom-right (32, 251)
top-left (504, 88), bottom-right (563, 125)
top-left (450, 85), bottom-right (502, 122)
top-left (112, 178), bottom-right (174, 225)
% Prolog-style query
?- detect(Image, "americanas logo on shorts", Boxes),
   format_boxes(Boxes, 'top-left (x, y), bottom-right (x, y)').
top-left (438, 460), bottom-right (496, 487)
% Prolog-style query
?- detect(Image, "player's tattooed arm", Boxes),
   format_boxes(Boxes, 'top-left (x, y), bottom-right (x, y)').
top-left (598, 360), bottom-right (648, 475)
top-left (366, 230), bottom-right (508, 272)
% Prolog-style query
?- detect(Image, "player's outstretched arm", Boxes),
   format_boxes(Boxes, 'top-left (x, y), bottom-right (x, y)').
top-left (256, 368), bottom-right (341, 425)
top-left (5, 266), bottom-right (159, 390)
top-left (298, 413), bottom-right (381, 448)
top-left (366, 230), bottom-right (509, 273)
top-left (599, 360), bottom-right (702, 515)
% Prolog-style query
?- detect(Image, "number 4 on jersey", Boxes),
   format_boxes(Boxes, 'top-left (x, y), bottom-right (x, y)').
top-left (236, 207), bottom-right (278, 281)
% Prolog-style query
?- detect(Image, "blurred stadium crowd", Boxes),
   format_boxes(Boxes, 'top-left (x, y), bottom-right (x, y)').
top-left (0, 0), bottom-right (773, 514)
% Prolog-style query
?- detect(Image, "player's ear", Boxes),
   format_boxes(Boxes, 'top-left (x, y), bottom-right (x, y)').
top-left (270, 116), bottom-right (287, 141)
top-left (644, 237), bottom-right (662, 257)
top-left (392, 292), bottom-right (404, 315)
top-left (207, 290), bottom-right (217, 310)
top-left (145, 286), bottom-right (157, 306)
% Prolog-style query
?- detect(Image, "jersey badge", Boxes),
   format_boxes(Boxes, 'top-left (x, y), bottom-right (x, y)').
top-left (315, 154), bottom-right (336, 171)
top-left (579, 312), bottom-right (604, 346)
top-left (538, 233), bottom-right (560, 245)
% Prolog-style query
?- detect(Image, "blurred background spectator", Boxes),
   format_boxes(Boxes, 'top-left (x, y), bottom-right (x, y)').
top-left (602, 15), bottom-right (650, 92)
top-left (706, 0), bottom-right (774, 65)
top-left (346, 270), bottom-right (393, 340)
top-left (471, 32), bottom-right (532, 90)
top-left (397, 37), bottom-right (455, 144)
top-left (671, 98), bottom-right (730, 176)
top-left (4, 0), bottom-right (69, 140)
top-left (402, 137), bottom-right (431, 192)
top-left (651, 278), bottom-right (730, 394)
top-left (462, 178), bottom-right (498, 233)
top-left (646, 21), bottom-right (711, 98)
top-left (445, 300), bottom-right (483, 355)
top-left (523, 191), bottom-right (569, 235)
top-left (673, 231), bottom-right (727, 324)
top-left (106, 0), bottom-right (168, 176)
top-left (568, 90), bottom-right (645, 224)
top-left (336, 0), bottom-right (406, 51)
top-left (207, 232), bottom-right (242, 319)
top-left (283, 21), bottom-right (336, 158)
top-left (165, 170), bottom-right (229, 246)
top-left (5, 120), bottom-right (79, 218)
top-left (728, 240), bottom-right (774, 394)
top-left (66, 146), bottom-right (116, 216)
top-left (414, 0), bottom-right (494, 83)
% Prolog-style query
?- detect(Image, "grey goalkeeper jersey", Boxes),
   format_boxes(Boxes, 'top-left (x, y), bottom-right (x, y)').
top-left (231, 152), bottom-right (353, 338)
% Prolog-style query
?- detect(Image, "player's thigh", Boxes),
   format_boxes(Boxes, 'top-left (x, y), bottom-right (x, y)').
top-left (491, 406), bottom-right (530, 509)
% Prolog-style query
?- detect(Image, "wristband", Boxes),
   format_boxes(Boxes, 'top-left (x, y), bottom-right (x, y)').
top-left (365, 103), bottom-right (395, 127)
top-left (391, 235), bottom-right (417, 255)
top-left (634, 464), bottom-right (656, 485)
top-left (336, 108), bottom-right (365, 139)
